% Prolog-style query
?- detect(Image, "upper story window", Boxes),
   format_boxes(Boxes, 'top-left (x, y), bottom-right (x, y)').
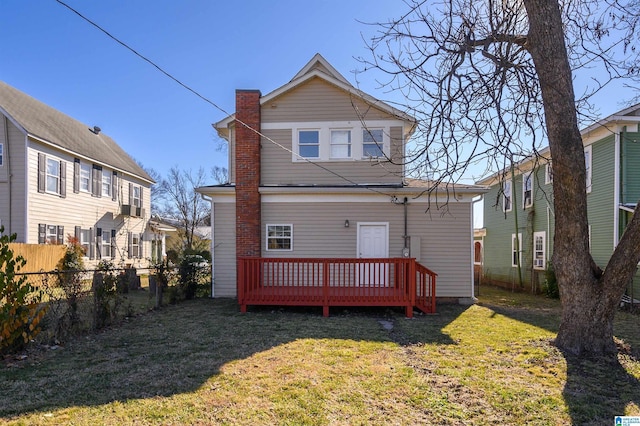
top-left (298, 130), bottom-right (320, 158)
top-left (132, 185), bottom-right (142, 208)
top-left (330, 130), bottom-right (351, 159)
top-left (46, 158), bottom-right (61, 194)
top-left (363, 129), bottom-right (384, 158)
top-left (523, 172), bottom-right (533, 208)
top-left (38, 154), bottom-right (66, 197)
top-left (102, 172), bottom-right (112, 197)
top-left (503, 180), bottom-right (512, 212)
top-left (79, 163), bottom-right (91, 192)
top-left (584, 145), bottom-right (592, 193)
top-left (0, 143), bottom-right (3, 166)
top-left (545, 162), bottom-right (553, 185)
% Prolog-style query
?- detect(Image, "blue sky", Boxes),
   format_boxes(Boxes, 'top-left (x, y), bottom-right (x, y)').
top-left (0, 0), bottom-right (408, 177)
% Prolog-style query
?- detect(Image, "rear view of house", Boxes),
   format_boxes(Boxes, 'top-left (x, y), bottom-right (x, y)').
top-left (0, 81), bottom-right (156, 268)
top-left (198, 54), bottom-right (487, 315)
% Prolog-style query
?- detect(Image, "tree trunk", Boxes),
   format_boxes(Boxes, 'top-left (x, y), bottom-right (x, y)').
top-left (523, 0), bottom-right (640, 355)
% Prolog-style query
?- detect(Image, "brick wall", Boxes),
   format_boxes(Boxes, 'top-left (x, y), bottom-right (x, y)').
top-left (235, 90), bottom-right (262, 258)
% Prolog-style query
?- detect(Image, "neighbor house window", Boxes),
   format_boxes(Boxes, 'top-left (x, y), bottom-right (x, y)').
top-left (330, 129), bottom-right (351, 159)
top-left (266, 224), bottom-right (293, 251)
top-left (129, 232), bottom-right (141, 258)
top-left (79, 229), bottom-right (91, 257)
top-left (503, 181), bottom-right (512, 212)
top-left (474, 241), bottom-right (483, 265)
top-left (102, 172), bottom-right (112, 197)
top-left (584, 145), bottom-right (592, 193)
top-left (101, 230), bottom-right (112, 258)
top-left (545, 162), bottom-right (553, 185)
top-left (511, 233), bottom-right (522, 267)
top-left (523, 172), bottom-right (533, 208)
top-left (46, 158), bottom-right (61, 194)
top-left (533, 231), bottom-right (546, 270)
top-left (363, 128), bottom-right (384, 158)
top-left (79, 163), bottom-right (91, 192)
top-left (132, 185), bottom-right (141, 208)
top-left (298, 130), bottom-right (320, 158)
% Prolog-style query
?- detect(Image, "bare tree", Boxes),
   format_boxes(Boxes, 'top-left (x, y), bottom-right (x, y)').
top-left (211, 165), bottom-right (229, 184)
top-left (361, 0), bottom-right (640, 355)
top-left (158, 167), bottom-right (211, 253)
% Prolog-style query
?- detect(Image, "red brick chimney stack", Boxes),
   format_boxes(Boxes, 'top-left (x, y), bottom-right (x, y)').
top-left (235, 90), bottom-right (262, 258)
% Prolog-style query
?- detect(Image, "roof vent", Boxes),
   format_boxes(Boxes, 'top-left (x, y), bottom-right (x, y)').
top-left (90, 126), bottom-right (101, 135)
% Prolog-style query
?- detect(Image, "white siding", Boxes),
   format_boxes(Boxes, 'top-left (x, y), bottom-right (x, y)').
top-left (212, 202), bottom-right (236, 297)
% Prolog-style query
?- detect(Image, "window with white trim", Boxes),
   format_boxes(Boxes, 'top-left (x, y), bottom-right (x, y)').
top-left (363, 128), bottom-right (384, 158)
top-left (533, 231), bottom-right (545, 270)
top-left (511, 233), bottom-right (522, 267)
top-left (100, 229), bottom-right (112, 259)
top-left (545, 162), bottom-right (553, 185)
top-left (46, 225), bottom-right (61, 245)
top-left (330, 129), bottom-right (351, 159)
top-left (298, 130), bottom-right (320, 158)
top-left (266, 224), bottom-right (293, 251)
top-left (79, 228), bottom-right (91, 257)
top-left (102, 172), bottom-right (112, 197)
top-left (503, 181), bottom-right (512, 212)
top-left (46, 158), bottom-right (61, 194)
top-left (129, 233), bottom-right (141, 258)
top-left (523, 172), bottom-right (533, 208)
top-left (584, 145), bottom-right (592, 193)
top-left (132, 185), bottom-right (142, 208)
top-left (79, 163), bottom-right (91, 192)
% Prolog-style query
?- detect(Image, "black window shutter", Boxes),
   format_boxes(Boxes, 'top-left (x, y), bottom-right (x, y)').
top-left (127, 232), bottom-right (133, 258)
top-left (59, 161), bottom-right (66, 198)
top-left (73, 159), bottom-right (80, 193)
top-left (75, 226), bottom-right (81, 240)
top-left (38, 224), bottom-right (46, 244)
top-left (89, 227), bottom-right (95, 259)
top-left (112, 172), bottom-right (118, 201)
top-left (57, 226), bottom-right (64, 245)
top-left (37, 153), bottom-right (46, 193)
top-left (128, 182), bottom-right (133, 205)
top-left (92, 165), bottom-right (102, 197)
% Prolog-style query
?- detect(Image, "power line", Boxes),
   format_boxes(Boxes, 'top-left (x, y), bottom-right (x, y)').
top-left (53, 0), bottom-right (399, 198)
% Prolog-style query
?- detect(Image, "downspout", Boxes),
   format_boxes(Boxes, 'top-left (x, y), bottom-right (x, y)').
top-left (614, 128), bottom-right (623, 247)
top-left (3, 116), bottom-right (11, 234)
top-left (403, 197), bottom-right (408, 250)
top-left (201, 193), bottom-right (214, 298)
top-left (511, 164), bottom-right (523, 288)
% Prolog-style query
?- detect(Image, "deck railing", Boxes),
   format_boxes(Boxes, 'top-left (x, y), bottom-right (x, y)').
top-left (237, 257), bottom-right (437, 317)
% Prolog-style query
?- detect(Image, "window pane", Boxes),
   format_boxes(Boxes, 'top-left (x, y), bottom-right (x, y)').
top-left (363, 143), bottom-right (384, 157)
top-left (330, 130), bottom-right (351, 158)
top-left (299, 131), bottom-right (319, 144)
top-left (299, 145), bottom-right (319, 158)
top-left (363, 129), bottom-right (383, 143)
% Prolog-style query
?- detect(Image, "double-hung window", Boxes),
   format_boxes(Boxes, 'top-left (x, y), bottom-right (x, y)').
top-left (545, 162), bottom-right (553, 185)
top-left (330, 130), bottom-right (351, 159)
top-left (266, 224), bottom-right (293, 251)
top-left (298, 130), bottom-right (320, 158)
top-left (47, 225), bottom-right (60, 244)
top-left (363, 129), bottom-right (384, 158)
top-left (132, 186), bottom-right (141, 208)
top-left (523, 172), bottom-right (533, 208)
top-left (503, 181), bottom-right (512, 212)
top-left (129, 232), bottom-right (141, 258)
top-left (102, 172), bottom-right (112, 197)
top-left (79, 229), bottom-right (91, 257)
top-left (46, 158), bottom-right (61, 194)
top-left (511, 233), bottom-right (522, 267)
top-left (79, 163), bottom-right (91, 192)
top-left (533, 231), bottom-right (545, 269)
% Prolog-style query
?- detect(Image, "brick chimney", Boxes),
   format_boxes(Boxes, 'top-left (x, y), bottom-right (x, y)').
top-left (235, 90), bottom-right (262, 258)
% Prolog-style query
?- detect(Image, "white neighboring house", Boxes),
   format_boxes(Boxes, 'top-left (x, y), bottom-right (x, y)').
top-left (0, 81), bottom-right (156, 268)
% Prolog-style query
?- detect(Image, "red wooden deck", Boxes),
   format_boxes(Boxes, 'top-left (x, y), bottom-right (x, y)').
top-left (237, 257), bottom-right (437, 317)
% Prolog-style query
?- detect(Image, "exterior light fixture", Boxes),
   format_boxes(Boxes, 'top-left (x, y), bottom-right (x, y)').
top-left (344, 220), bottom-right (350, 228)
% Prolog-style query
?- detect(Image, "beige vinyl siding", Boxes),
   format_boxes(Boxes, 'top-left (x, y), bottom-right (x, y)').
top-left (261, 200), bottom-right (473, 298)
top-left (259, 127), bottom-right (403, 185)
top-left (212, 202), bottom-right (236, 297)
top-left (262, 77), bottom-right (394, 123)
top-left (0, 116), bottom-right (28, 239)
top-left (26, 140), bottom-right (151, 267)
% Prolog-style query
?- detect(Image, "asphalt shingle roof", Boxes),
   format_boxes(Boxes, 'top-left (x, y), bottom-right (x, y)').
top-left (0, 81), bottom-right (152, 182)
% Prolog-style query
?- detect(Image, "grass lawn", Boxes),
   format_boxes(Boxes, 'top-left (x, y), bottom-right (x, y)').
top-left (1, 286), bottom-right (639, 425)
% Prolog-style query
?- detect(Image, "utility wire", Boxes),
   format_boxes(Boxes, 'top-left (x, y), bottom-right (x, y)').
top-left (54, 0), bottom-right (399, 198)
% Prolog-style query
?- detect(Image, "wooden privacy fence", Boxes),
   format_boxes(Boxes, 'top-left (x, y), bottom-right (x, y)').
top-left (7, 243), bottom-right (65, 273)
top-left (237, 257), bottom-right (437, 317)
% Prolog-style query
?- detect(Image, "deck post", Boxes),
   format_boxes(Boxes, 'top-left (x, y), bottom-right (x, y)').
top-left (322, 261), bottom-right (329, 317)
top-left (407, 258), bottom-right (416, 318)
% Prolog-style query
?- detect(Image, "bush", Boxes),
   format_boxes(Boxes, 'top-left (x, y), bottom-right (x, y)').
top-left (0, 227), bottom-right (46, 354)
top-left (92, 260), bottom-right (122, 330)
top-left (178, 255), bottom-right (210, 300)
top-left (55, 236), bottom-right (86, 335)
top-left (543, 262), bottom-right (559, 299)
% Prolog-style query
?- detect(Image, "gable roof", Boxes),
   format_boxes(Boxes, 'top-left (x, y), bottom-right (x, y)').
top-left (0, 81), bottom-right (153, 183)
top-left (214, 53), bottom-right (416, 136)
top-left (475, 103), bottom-right (640, 186)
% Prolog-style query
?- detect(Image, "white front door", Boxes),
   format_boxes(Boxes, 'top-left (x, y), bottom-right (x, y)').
top-left (357, 223), bottom-right (389, 286)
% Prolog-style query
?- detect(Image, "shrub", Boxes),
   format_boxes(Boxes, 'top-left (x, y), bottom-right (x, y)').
top-left (0, 227), bottom-right (46, 354)
top-left (92, 260), bottom-right (121, 329)
top-left (543, 261), bottom-right (560, 299)
top-left (55, 236), bottom-right (86, 333)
